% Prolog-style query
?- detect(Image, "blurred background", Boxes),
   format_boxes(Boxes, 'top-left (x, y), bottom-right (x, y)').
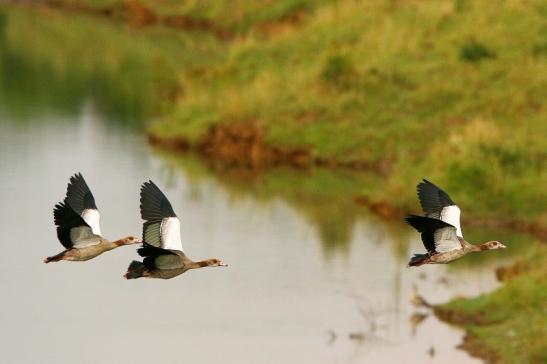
top-left (0, 1), bottom-right (545, 363)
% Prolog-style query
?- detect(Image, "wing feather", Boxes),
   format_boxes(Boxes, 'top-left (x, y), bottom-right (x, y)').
top-left (143, 220), bottom-right (162, 247)
top-left (138, 243), bottom-right (183, 270)
top-left (161, 217), bottom-right (183, 251)
top-left (140, 181), bottom-right (183, 252)
top-left (53, 200), bottom-right (99, 249)
top-left (405, 215), bottom-right (461, 254)
top-left (65, 173), bottom-right (102, 235)
top-left (417, 179), bottom-right (463, 237)
top-left (140, 180), bottom-right (176, 220)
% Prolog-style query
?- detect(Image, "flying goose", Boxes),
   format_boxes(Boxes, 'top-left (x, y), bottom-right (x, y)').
top-left (406, 179), bottom-right (505, 266)
top-left (44, 173), bottom-right (139, 263)
top-left (124, 180), bottom-right (227, 279)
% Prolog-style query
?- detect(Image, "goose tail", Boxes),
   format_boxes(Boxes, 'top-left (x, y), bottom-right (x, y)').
top-left (408, 254), bottom-right (430, 267)
top-left (43, 252), bottom-right (65, 264)
top-left (124, 261), bottom-right (146, 279)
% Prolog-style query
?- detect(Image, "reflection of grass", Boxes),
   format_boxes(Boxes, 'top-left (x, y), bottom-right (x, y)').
top-left (437, 244), bottom-right (547, 364)
top-left (0, 6), bottom-right (221, 126)
top-left (153, 148), bottom-right (410, 258)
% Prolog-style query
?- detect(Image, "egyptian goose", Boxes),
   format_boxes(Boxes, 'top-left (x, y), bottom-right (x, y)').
top-left (406, 179), bottom-right (506, 266)
top-left (124, 180), bottom-right (227, 279)
top-left (44, 173), bottom-right (139, 263)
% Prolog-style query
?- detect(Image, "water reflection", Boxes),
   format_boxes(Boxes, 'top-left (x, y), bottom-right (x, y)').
top-left (153, 150), bottom-right (413, 259)
top-left (0, 7), bottom-right (183, 127)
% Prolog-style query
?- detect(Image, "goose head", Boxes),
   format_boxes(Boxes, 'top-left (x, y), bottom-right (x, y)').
top-left (205, 258), bottom-right (228, 267)
top-left (116, 236), bottom-right (141, 246)
top-left (482, 241), bottom-right (506, 250)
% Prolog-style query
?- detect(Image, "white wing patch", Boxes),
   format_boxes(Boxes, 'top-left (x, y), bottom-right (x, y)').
top-left (160, 217), bottom-right (183, 251)
top-left (81, 209), bottom-right (101, 236)
top-left (440, 205), bottom-right (463, 238)
top-left (433, 227), bottom-right (462, 253)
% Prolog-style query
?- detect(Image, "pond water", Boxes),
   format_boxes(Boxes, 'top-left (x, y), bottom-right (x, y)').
top-left (0, 7), bottom-right (524, 364)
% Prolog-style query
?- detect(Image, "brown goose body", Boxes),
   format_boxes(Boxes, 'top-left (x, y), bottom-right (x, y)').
top-left (132, 253), bottom-right (220, 279)
top-left (406, 180), bottom-right (505, 267)
top-left (124, 181), bottom-right (227, 280)
top-left (45, 173), bottom-right (139, 264)
top-left (412, 237), bottom-right (498, 265)
top-left (45, 237), bottom-right (137, 263)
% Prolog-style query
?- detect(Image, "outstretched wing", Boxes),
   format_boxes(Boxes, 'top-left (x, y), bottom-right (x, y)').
top-left (53, 200), bottom-right (100, 249)
top-left (417, 179), bottom-right (463, 238)
top-left (140, 180), bottom-right (183, 252)
top-left (405, 215), bottom-right (462, 254)
top-left (138, 243), bottom-right (184, 270)
top-left (65, 173), bottom-right (102, 236)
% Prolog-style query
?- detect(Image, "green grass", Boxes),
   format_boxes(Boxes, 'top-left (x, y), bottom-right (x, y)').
top-left (440, 244), bottom-right (547, 364)
top-left (143, 0), bottom-right (547, 224)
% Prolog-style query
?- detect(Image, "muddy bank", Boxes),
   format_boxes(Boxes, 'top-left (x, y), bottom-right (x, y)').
top-left (458, 333), bottom-right (502, 364)
top-left (433, 288), bottom-right (502, 364)
top-left (149, 122), bottom-right (394, 173)
top-left (11, 0), bottom-right (309, 39)
top-left (9, 0), bottom-right (233, 38)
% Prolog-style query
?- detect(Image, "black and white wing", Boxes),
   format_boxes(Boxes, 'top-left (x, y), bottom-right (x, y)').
top-left (65, 173), bottom-right (102, 236)
top-left (405, 215), bottom-right (462, 254)
top-left (417, 179), bottom-right (463, 238)
top-left (53, 200), bottom-right (100, 249)
top-left (140, 180), bottom-right (183, 252)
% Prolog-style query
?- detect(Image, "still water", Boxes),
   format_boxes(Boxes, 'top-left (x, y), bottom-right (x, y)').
top-left (0, 7), bottom-right (517, 364)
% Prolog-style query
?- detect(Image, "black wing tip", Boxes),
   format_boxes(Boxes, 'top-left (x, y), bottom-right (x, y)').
top-left (416, 178), bottom-right (436, 192)
top-left (405, 215), bottom-right (453, 232)
top-left (415, 178), bottom-right (456, 212)
top-left (404, 214), bottom-right (423, 229)
top-left (65, 172), bottom-right (98, 211)
top-left (68, 172), bottom-right (87, 190)
top-left (139, 180), bottom-right (177, 220)
top-left (140, 180), bottom-right (157, 192)
top-left (70, 172), bottom-right (84, 181)
top-left (138, 242), bottom-right (174, 258)
top-left (53, 199), bottom-right (87, 227)
top-left (53, 199), bottom-right (71, 226)
top-left (139, 180), bottom-right (158, 201)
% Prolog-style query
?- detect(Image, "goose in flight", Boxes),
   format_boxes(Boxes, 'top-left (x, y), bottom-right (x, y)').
top-left (44, 173), bottom-right (139, 263)
top-left (124, 180), bottom-right (227, 279)
top-left (406, 179), bottom-right (505, 266)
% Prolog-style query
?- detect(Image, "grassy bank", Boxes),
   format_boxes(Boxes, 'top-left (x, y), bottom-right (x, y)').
top-left (99, 0), bottom-right (547, 226)
top-left (435, 244), bottom-right (547, 364)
